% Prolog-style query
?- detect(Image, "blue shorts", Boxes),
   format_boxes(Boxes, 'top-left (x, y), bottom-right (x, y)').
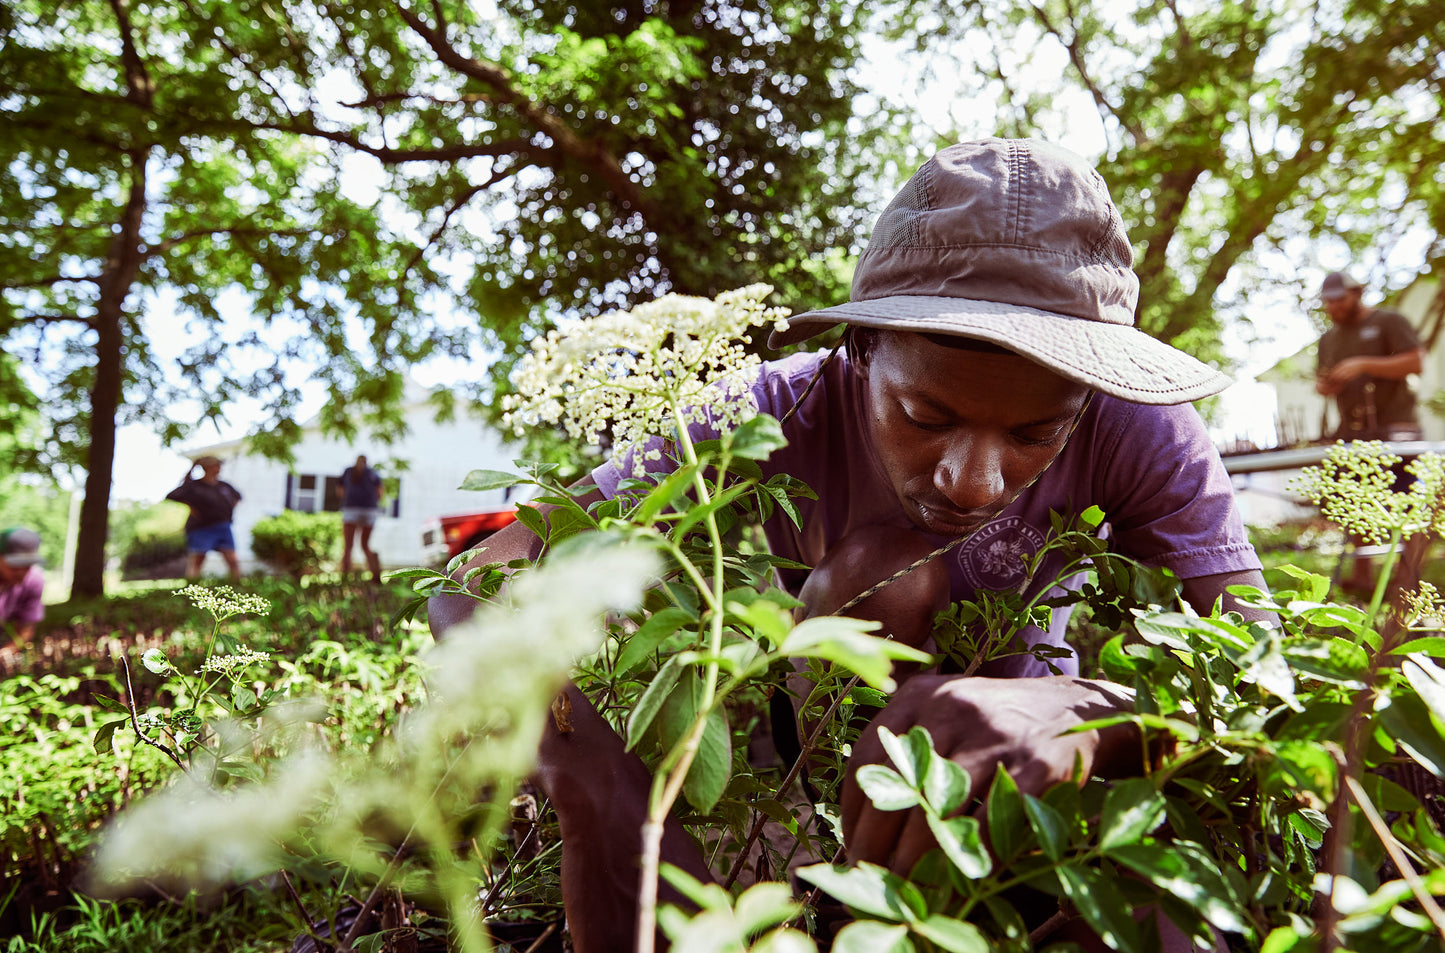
top-left (186, 523), bottom-right (236, 554)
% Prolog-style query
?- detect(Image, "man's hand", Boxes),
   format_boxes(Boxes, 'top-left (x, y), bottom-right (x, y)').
top-left (841, 674), bottom-right (1140, 874)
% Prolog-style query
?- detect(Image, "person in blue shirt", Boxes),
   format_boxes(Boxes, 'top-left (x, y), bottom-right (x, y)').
top-left (336, 455), bottom-right (385, 582)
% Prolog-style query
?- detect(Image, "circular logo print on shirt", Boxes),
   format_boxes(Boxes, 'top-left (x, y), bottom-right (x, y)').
top-left (956, 517), bottom-right (1046, 591)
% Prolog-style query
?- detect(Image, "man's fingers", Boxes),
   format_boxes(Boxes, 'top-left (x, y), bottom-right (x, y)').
top-left (845, 804), bottom-right (908, 868)
top-left (889, 808), bottom-right (936, 876)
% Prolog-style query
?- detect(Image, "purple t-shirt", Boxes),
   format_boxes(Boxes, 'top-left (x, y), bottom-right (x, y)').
top-left (592, 350), bottom-right (1260, 677)
top-left (0, 565), bottom-right (44, 627)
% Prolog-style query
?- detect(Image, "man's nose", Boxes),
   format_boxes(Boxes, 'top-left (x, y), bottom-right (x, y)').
top-left (934, 436), bottom-right (1006, 511)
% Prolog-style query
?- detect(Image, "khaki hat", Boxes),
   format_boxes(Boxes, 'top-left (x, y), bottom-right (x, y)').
top-left (771, 138), bottom-right (1232, 405)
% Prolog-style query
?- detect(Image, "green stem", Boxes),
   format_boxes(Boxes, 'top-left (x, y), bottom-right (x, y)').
top-left (635, 404), bottom-right (731, 953)
top-left (1362, 525), bottom-right (1405, 637)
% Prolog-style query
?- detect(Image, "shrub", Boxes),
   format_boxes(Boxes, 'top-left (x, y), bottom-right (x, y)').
top-left (120, 532), bottom-right (189, 579)
top-left (249, 511), bottom-right (341, 578)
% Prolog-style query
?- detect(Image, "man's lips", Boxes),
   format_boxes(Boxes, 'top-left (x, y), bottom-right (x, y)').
top-left (912, 500), bottom-right (994, 536)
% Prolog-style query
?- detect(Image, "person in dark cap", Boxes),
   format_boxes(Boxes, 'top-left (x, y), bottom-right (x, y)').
top-left (0, 527), bottom-right (45, 659)
top-left (431, 139), bottom-right (1269, 950)
top-left (1314, 270), bottom-right (1424, 440)
top-left (1313, 271), bottom-right (1427, 596)
top-left (165, 455), bottom-right (244, 580)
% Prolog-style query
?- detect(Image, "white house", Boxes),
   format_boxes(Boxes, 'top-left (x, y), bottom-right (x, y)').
top-left (183, 381), bottom-right (531, 572)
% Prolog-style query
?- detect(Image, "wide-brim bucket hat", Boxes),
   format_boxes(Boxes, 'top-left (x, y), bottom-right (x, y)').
top-left (770, 138), bottom-right (1231, 405)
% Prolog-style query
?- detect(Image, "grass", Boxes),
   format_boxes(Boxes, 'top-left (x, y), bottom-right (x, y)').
top-left (4, 574), bottom-right (437, 951)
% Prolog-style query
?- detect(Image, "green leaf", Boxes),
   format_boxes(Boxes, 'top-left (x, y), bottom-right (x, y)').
top-left (1098, 778), bottom-right (1166, 850)
top-left (878, 726), bottom-right (934, 789)
top-left (91, 693), bottom-right (129, 713)
top-left (1056, 866), bottom-right (1142, 953)
top-left (986, 765), bottom-right (1029, 865)
top-left (726, 597), bottom-right (795, 650)
top-left (779, 617), bottom-right (930, 691)
top-left (1392, 636), bottom-right (1445, 658)
top-left (922, 752), bottom-right (971, 817)
top-left (625, 653), bottom-right (690, 750)
top-left (1376, 692), bottom-right (1445, 777)
top-left (1106, 843), bottom-right (1248, 933)
top-left (93, 719), bottom-right (126, 754)
top-left (513, 504), bottom-right (548, 541)
top-left (1281, 638), bottom-right (1369, 686)
top-left (141, 648), bottom-right (170, 675)
top-left (353, 933), bottom-right (385, 953)
top-left (685, 704), bottom-right (732, 815)
top-left (656, 669), bottom-right (732, 814)
top-left (458, 469), bottom-right (525, 491)
top-left (615, 607), bottom-right (696, 677)
top-left (925, 813), bottom-right (991, 879)
top-left (1274, 564), bottom-right (1331, 602)
top-left (630, 464), bottom-right (698, 527)
top-left (796, 862), bottom-right (923, 922)
top-left (232, 684), bottom-right (258, 712)
top-left (1022, 794), bottom-right (1069, 861)
top-left (671, 481), bottom-right (752, 539)
top-left (912, 915), bottom-right (989, 953)
top-left (727, 413), bottom-right (787, 460)
top-left (831, 921), bottom-right (914, 953)
top-left (855, 764), bottom-right (921, 811)
top-left (1403, 654), bottom-right (1445, 724)
top-left (1259, 926), bottom-right (1316, 953)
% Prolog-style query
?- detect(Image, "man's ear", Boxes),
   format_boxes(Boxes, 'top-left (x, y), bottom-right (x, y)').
top-left (845, 326), bottom-right (873, 377)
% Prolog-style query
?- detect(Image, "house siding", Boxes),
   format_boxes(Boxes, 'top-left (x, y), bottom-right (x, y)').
top-left (183, 394), bottom-right (529, 573)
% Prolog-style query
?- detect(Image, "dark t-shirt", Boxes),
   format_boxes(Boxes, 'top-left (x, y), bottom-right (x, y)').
top-left (1317, 308), bottom-right (1421, 437)
top-left (339, 467), bottom-right (382, 508)
top-left (166, 479), bottom-right (242, 531)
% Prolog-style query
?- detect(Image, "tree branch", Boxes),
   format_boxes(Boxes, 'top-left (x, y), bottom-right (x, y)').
top-left (1025, 0), bottom-right (1144, 142)
top-left (11, 313), bottom-right (93, 325)
top-left (1, 275), bottom-right (97, 291)
top-left (389, 0), bottom-right (659, 217)
top-left (400, 164), bottom-right (512, 277)
top-left (143, 225), bottom-right (316, 259)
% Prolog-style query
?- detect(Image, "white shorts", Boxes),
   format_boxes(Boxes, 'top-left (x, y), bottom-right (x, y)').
top-left (341, 507), bottom-right (380, 527)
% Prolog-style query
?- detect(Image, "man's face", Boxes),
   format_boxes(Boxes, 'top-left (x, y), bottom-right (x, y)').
top-left (0, 558), bottom-right (28, 586)
top-left (857, 331), bottom-right (1090, 537)
top-left (1324, 289), bottom-right (1364, 325)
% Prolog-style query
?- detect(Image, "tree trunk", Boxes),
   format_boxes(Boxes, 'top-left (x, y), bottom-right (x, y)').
top-left (70, 150), bottom-right (149, 600)
top-left (71, 1), bottom-right (155, 599)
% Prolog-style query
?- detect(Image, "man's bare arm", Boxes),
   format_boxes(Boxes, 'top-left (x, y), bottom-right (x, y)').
top-left (1181, 568), bottom-right (1272, 623)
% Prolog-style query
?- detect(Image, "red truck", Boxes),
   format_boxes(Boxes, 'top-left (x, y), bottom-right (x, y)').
top-left (419, 508), bottom-right (520, 566)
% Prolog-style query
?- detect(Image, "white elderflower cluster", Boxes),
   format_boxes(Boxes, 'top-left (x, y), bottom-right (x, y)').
top-left (502, 284), bottom-right (790, 476)
top-left (178, 585), bottom-right (272, 622)
top-left (1293, 444), bottom-right (1445, 545)
top-left (199, 646), bottom-right (271, 676)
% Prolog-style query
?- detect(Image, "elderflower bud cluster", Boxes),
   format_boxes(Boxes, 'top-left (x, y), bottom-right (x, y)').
top-left (198, 646), bottom-right (271, 676)
top-left (178, 585), bottom-right (272, 622)
top-left (1401, 582), bottom-right (1445, 630)
top-left (502, 285), bottom-right (790, 476)
top-left (1292, 444), bottom-right (1445, 545)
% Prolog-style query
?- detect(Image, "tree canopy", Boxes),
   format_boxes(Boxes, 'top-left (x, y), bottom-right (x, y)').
top-left (890, 0), bottom-right (1445, 361)
top-left (0, 0), bottom-right (886, 596)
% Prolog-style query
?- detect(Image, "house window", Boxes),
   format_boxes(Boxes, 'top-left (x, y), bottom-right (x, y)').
top-left (284, 473), bottom-right (400, 517)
